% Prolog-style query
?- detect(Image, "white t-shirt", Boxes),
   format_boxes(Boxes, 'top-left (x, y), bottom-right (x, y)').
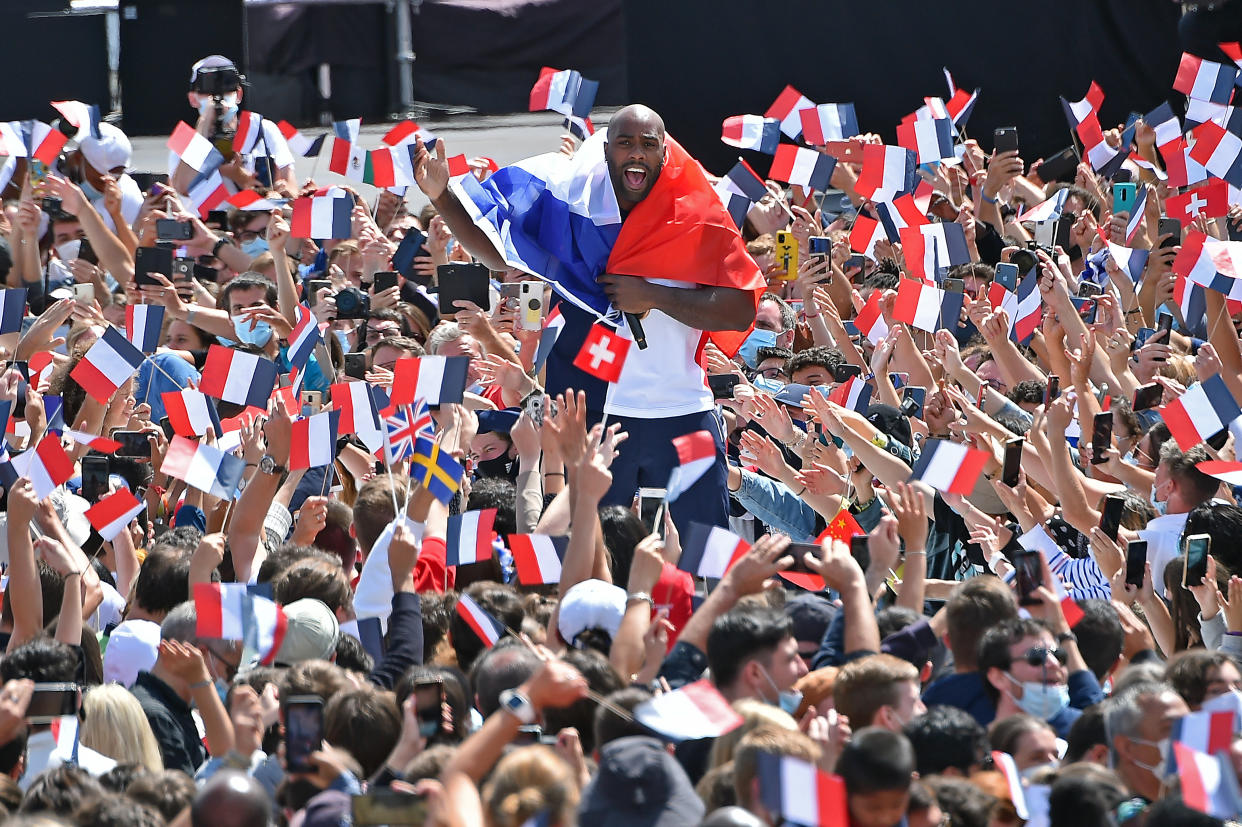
top-left (21, 730), bottom-right (116, 789)
top-left (604, 279), bottom-right (713, 418)
top-left (1139, 511), bottom-right (1190, 599)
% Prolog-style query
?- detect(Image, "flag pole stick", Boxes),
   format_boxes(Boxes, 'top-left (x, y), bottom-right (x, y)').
top-left (503, 622), bottom-right (636, 721)
top-left (380, 418), bottom-right (402, 517)
top-left (142, 354), bottom-right (187, 390)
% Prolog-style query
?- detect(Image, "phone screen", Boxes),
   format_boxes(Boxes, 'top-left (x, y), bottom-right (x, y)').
top-left (1184, 534), bottom-right (1210, 588)
top-left (373, 271), bottom-right (399, 293)
top-left (80, 456), bottom-right (109, 503)
top-left (1002, 438), bottom-right (1023, 487)
top-left (637, 488), bottom-right (666, 533)
top-left (833, 364), bottom-right (863, 383)
top-left (708, 374), bottom-right (740, 400)
top-left (26, 683), bottom-right (80, 724)
top-left (112, 430), bottom-right (151, 459)
top-left (1126, 540), bottom-right (1148, 588)
top-left (1014, 551), bottom-right (1043, 606)
top-left (1090, 412), bottom-right (1113, 465)
top-left (285, 697), bottom-right (324, 774)
top-left (1099, 495), bottom-right (1125, 542)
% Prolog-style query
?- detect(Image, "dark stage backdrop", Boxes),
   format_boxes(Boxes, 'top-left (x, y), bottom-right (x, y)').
top-left (624, 0), bottom-right (1185, 177)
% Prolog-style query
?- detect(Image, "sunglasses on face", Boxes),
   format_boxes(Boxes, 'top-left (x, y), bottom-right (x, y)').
top-left (1015, 646), bottom-right (1068, 667)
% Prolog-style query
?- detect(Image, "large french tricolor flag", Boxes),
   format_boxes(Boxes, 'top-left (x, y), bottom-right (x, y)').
top-left (721, 115), bottom-right (780, 154)
top-left (892, 279), bottom-right (964, 333)
top-left (678, 522), bottom-right (750, 579)
top-left (1174, 742), bottom-right (1242, 819)
top-left (508, 534), bottom-right (568, 585)
top-left (450, 130), bottom-right (765, 356)
top-left (162, 388), bottom-right (223, 438)
top-left (757, 753), bottom-right (849, 826)
top-left (446, 509), bottom-right (498, 566)
top-left (897, 117), bottom-right (954, 163)
top-left (12, 436), bottom-right (75, 499)
top-left (69, 326), bottom-right (146, 403)
top-left (855, 144), bottom-right (917, 202)
top-left (126, 304), bottom-right (164, 354)
top-left (633, 679), bottom-right (742, 741)
top-left (289, 409), bottom-right (340, 471)
top-left (161, 435), bottom-right (246, 499)
top-left (765, 85), bottom-right (815, 140)
top-left (666, 430), bottom-right (716, 503)
top-left (291, 189), bottom-right (353, 239)
top-left (389, 356), bottom-right (470, 407)
top-left (1174, 53), bottom-right (1239, 105)
top-left (910, 439), bottom-right (989, 495)
top-left (84, 488), bottom-right (144, 541)
top-left (799, 102), bottom-right (859, 146)
top-left (199, 345), bottom-right (279, 409)
top-left (768, 145), bottom-right (835, 192)
top-left (1163, 375), bottom-right (1242, 451)
top-left (456, 593), bottom-right (506, 648)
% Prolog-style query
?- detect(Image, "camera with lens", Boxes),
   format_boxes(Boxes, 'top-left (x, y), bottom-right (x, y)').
top-left (1010, 241), bottom-right (1054, 276)
top-left (194, 66), bottom-right (242, 161)
top-left (334, 287), bottom-right (370, 321)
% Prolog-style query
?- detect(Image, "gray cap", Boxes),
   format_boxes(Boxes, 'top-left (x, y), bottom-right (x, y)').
top-left (274, 598), bottom-right (340, 666)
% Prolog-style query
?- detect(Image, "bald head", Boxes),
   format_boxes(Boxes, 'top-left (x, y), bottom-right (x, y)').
top-left (604, 104), bottom-right (667, 209)
top-left (192, 771), bottom-right (270, 827)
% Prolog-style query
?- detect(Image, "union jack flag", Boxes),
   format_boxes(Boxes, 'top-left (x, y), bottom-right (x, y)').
top-left (380, 400), bottom-right (433, 465)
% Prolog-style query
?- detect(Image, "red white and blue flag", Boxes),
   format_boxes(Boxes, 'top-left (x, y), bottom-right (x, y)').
top-left (1162, 374), bottom-right (1242, 451)
top-left (633, 679), bottom-right (742, 741)
top-left (1076, 114), bottom-right (1124, 175)
top-left (162, 388), bottom-right (223, 438)
top-left (291, 189), bottom-right (353, 239)
top-left (1187, 121), bottom-right (1242, 188)
top-left (892, 279), bottom-right (965, 333)
top-left (286, 304), bottom-right (322, 374)
top-left (1170, 710), bottom-right (1237, 772)
top-left (226, 190), bottom-right (286, 212)
top-left (21, 121), bottom-right (68, 166)
top-left (289, 409), bottom-right (340, 471)
top-left (456, 593), bottom-right (505, 648)
top-left (768, 144), bottom-right (835, 192)
top-left (389, 355), bottom-right (470, 407)
top-left (1018, 189), bottom-right (1069, 224)
top-left (855, 144), bottom-right (917, 202)
top-left (875, 194), bottom-right (929, 244)
top-left (765, 85), bottom-right (815, 140)
top-left (382, 120), bottom-right (437, 149)
top-left (85, 488), bottom-right (144, 541)
top-left (1162, 137), bottom-right (1210, 189)
top-left (1145, 102), bottom-right (1183, 148)
top-left (678, 522), bottom-right (750, 579)
top-left (1175, 53), bottom-right (1239, 105)
top-left (199, 345), bottom-right (279, 409)
top-left (1124, 186), bottom-right (1149, 243)
top-left (799, 103), bottom-right (859, 146)
top-left (446, 509), bottom-right (498, 567)
top-left (508, 534), bottom-right (569, 585)
top-left (757, 753), bottom-right (849, 826)
top-left (13, 436), bottom-right (75, 499)
top-left (897, 117), bottom-right (954, 163)
top-left (381, 402), bottom-right (432, 465)
top-left (829, 375), bottom-right (873, 413)
top-left (69, 326), bottom-right (146, 403)
top-left (991, 752), bottom-right (1031, 820)
top-left (277, 120), bottom-right (326, 157)
top-left (529, 67), bottom-right (598, 118)
top-left (721, 115), bottom-right (780, 154)
top-left (534, 305), bottom-right (566, 372)
top-left (1060, 81), bottom-right (1104, 128)
top-left (65, 429), bottom-right (121, 455)
top-left (167, 122), bottom-right (223, 174)
top-left (232, 111), bottom-right (264, 155)
top-left (854, 290), bottom-right (890, 344)
top-left (1173, 742), bottom-right (1242, 819)
top-left (50, 100), bottom-right (102, 142)
top-left (1172, 232), bottom-right (1242, 300)
top-left (126, 304), bottom-right (164, 354)
top-left (714, 158), bottom-right (769, 230)
top-left (910, 439), bottom-right (990, 495)
top-left (331, 381), bottom-right (385, 454)
top-left (194, 582), bottom-right (287, 665)
top-left (899, 222), bottom-right (970, 283)
top-left (161, 435), bottom-right (246, 499)
top-left (186, 170), bottom-right (229, 218)
top-left (666, 430), bottom-right (716, 503)
top-left (1197, 460), bottom-right (1242, 486)
top-left (332, 119), bottom-right (361, 143)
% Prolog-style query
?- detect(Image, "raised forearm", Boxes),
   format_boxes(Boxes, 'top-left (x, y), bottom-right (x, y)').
top-left (77, 204), bottom-right (134, 283)
top-left (431, 190), bottom-right (509, 271)
top-left (648, 284), bottom-right (754, 332)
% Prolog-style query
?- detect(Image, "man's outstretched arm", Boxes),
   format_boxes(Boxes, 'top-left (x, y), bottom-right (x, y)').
top-left (412, 138), bottom-right (509, 271)
top-left (598, 275), bottom-right (756, 331)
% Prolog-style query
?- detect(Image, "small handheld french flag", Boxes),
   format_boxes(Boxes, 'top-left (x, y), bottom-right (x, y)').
top-left (1174, 53), bottom-right (1239, 105)
top-left (897, 117), bottom-right (954, 163)
top-left (290, 190), bottom-right (353, 240)
top-left (828, 376), bottom-right (872, 413)
top-left (508, 534), bottom-right (568, 585)
top-left (199, 345), bottom-right (279, 409)
top-left (757, 753), bottom-right (849, 826)
top-left (162, 388), bottom-right (223, 438)
top-left (65, 429), bottom-right (122, 454)
top-left (721, 115), bottom-right (780, 154)
top-left (286, 304), bottom-right (322, 374)
top-left (446, 509), bottom-right (498, 566)
top-left (161, 435), bottom-right (246, 499)
top-left (678, 522), bottom-right (750, 579)
top-left (389, 356), bottom-right (470, 407)
top-left (167, 122), bottom-right (223, 174)
top-left (277, 120), bottom-right (326, 157)
top-left (799, 102), bottom-right (859, 146)
top-left (69, 326), bottom-right (146, 403)
top-left (768, 145), bottom-right (835, 193)
top-left (1162, 375), bottom-right (1242, 451)
top-left (13, 436), bottom-right (75, 499)
top-left (1170, 709), bottom-right (1237, 774)
top-left (764, 85), bottom-right (815, 140)
top-left (85, 488), bottom-right (144, 541)
top-left (666, 430), bottom-right (716, 503)
top-left (633, 679), bottom-right (742, 741)
top-left (909, 439), bottom-right (989, 495)
top-left (855, 144), bottom-right (916, 202)
top-left (289, 409), bottom-right (340, 471)
top-left (1173, 742), bottom-right (1242, 819)
top-left (456, 593), bottom-right (506, 648)
top-left (126, 304), bottom-right (164, 354)
top-left (529, 67), bottom-right (598, 118)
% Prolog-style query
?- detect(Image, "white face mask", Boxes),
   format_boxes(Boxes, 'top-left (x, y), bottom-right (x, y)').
top-left (1128, 736), bottom-right (1170, 779)
top-left (55, 240), bottom-right (80, 261)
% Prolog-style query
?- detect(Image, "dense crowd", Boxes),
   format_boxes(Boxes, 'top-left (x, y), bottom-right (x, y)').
top-left (0, 40), bottom-right (1241, 827)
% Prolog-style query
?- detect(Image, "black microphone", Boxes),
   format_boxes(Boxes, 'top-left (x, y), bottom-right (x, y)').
top-left (624, 312), bottom-right (648, 349)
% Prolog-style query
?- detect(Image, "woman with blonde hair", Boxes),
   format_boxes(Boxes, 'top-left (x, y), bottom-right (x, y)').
top-left (706, 697), bottom-right (798, 770)
top-left (80, 684), bottom-right (163, 773)
top-left (482, 745), bottom-right (579, 827)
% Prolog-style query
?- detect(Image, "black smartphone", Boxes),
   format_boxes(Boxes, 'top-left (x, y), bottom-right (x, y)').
top-left (849, 535), bottom-right (870, 573)
top-left (1078, 282), bottom-right (1103, 298)
top-left (1157, 313), bottom-right (1174, 337)
top-left (413, 678), bottom-right (444, 741)
top-left (77, 238), bottom-right (97, 266)
top-left (1002, 438), bottom-right (1024, 487)
top-left (155, 218), bottom-right (194, 242)
top-left (284, 695), bottom-right (324, 774)
top-left (193, 263), bottom-right (218, 282)
top-left (351, 791), bottom-right (429, 827)
top-left (1053, 213), bottom-right (1075, 251)
top-left (112, 430), bottom-right (151, 459)
top-left (833, 364), bottom-right (863, 383)
top-left (708, 373), bottom-right (741, 400)
top-left (344, 352), bottom-right (367, 381)
top-left (1037, 146), bottom-right (1078, 183)
top-left (1126, 540), bottom-right (1148, 588)
top-left (1158, 217), bottom-right (1182, 249)
top-left (307, 279), bottom-right (330, 303)
top-left (994, 126), bottom-right (1019, 154)
top-left (783, 543), bottom-right (825, 574)
top-left (1099, 494), bottom-right (1125, 542)
top-left (206, 209), bottom-right (230, 229)
top-left (1014, 550), bottom-right (1044, 606)
top-left (134, 246), bottom-right (173, 286)
top-left (26, 682), bottom-right (80, 725)
top-left (994, 262), bottom-right (1019, 292)
top-left (372, 271), bottom-right (399, 294)
top-left (1184, 534), bottom-right (1211, 588)
top-left (80, 455), bottom-right (109, 504)
top-left (436, 263), bottom-right (491, 313)
top-left (1133, 383), bottom-right (1163, 412)
top-left (158, 416), bottom-right (175, 441)
top-left (1043, 375), bottom-right (1060, 406)
top-left (942, 277), bottom-right (966, 294)
top-left (901, 386), bottom-right (926, 419)
top-left (1090, 412), bottom-right (1113, 465)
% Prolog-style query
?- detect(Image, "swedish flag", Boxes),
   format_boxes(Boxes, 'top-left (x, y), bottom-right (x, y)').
top-left (411, 435), bottom-right (464, 504)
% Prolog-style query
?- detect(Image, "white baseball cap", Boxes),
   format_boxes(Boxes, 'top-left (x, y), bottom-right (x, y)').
top-left (79, 122), bottom-right (131, 175)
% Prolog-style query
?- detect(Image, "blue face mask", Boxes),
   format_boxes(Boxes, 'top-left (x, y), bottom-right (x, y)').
top-left (240, 237), bottom-right (269, 258)
top-left (79, 176), bottom-right (103, 202)
top-left (199, 92), bottom-right (240, 121)
top-left (231, 314), bottom-right (272, 347)
top-left (418, 720), bottom-right (439, 739)
top-left (738, 328), bottom-right (778, 370)
top-left (333, 329), bottom-right (352, 353)
top-left (1007, 674), bottom-right (1070, 721)
top-left (1150, 482), bottom-right (1169, 517)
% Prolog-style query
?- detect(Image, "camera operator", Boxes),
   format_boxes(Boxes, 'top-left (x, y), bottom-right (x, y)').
top-left (169, 55), bottom-right (297, 197)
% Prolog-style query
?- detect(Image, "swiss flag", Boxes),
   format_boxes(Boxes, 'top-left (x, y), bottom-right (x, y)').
top-left (572, 324), bottom-right (631, 383)
top-left (1167, 179), bottom-right (1229, 227)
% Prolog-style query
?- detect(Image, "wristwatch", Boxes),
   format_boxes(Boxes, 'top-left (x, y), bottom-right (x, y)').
top-left (498, 689), bottom-right (536, 724)
top-left (258, 455), bottom-right (286, 475)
